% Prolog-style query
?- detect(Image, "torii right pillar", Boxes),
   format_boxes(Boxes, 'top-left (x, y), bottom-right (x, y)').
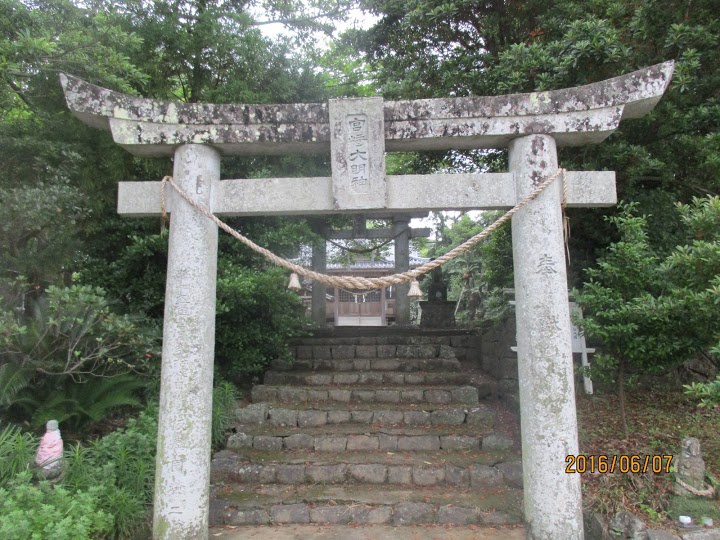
top-left (510, 134), bottom-right (582, 538)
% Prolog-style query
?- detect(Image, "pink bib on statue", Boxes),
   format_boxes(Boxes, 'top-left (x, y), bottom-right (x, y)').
top-left (35, 421), bottom-right (63, 469)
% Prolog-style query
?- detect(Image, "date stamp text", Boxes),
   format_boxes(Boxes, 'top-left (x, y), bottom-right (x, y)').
top-left (565, 454), bottom-right (673, 474)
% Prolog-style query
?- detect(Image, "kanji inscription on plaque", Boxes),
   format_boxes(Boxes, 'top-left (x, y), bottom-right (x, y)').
top-left (347, 114), bottom-right (369, 192)
top-left (329, 97), bottom-right (386, 210)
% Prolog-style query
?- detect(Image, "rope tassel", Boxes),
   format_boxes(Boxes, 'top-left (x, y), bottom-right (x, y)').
top-left (288, 272), bottom-right (301, 291)
top-left (407, 279), bottom-right (423, 298)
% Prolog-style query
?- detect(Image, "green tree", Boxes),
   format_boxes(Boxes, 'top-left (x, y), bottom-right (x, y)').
top-left (419, 212), bottom-right (514, 324)
top-left (576, 199), bottom-right (720, 436)
top-left (575, 204), bottom-right (667, 437)
top-left (346, 0), bottom-right (547, 99)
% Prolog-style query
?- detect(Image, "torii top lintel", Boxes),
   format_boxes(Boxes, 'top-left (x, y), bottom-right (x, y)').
top-left (60, 62), bottom-right (673, 158)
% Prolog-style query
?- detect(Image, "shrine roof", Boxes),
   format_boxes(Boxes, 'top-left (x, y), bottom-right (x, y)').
top-left (326, 256), bottom-right (430, 271)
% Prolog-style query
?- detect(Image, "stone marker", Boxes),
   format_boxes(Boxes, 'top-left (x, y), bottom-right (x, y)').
top-left (675, 437), bottom-right (708, 496)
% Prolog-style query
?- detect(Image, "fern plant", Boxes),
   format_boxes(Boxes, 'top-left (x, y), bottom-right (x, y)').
top-left (11, 374), bottom-right (147, 431)
top-left (0, 362), bottom-right (33, 407)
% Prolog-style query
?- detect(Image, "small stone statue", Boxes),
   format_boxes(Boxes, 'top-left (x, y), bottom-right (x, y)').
top-left (427, 266), bottom-right (448, 302)
top-left (675, 437), bottom-right (710, 496)
top-left (35, 419), bottom-right (63, 478)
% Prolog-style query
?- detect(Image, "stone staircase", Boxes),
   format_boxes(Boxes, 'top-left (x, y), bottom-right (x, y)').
top-left (209, 332), bottom-right (524, 528)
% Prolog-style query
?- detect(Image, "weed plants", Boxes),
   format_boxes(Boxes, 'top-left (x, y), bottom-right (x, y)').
top-left (0, 405), bottom-right (157, 539)
top-left (0, 378), bottom-right (239, 539)
top-left (212, 380), bottom-right (238, 449)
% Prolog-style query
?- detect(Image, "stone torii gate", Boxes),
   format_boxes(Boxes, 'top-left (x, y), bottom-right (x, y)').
top-left (60, 62), bottom-right (673, 540)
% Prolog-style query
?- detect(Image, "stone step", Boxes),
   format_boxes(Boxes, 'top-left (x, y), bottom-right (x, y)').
top-left (219, 448), bottom-right (520, 467)
top-left (226, 425), bottom-right (514, 454)
top-left (235, 402), bottom-right (497, 427)
top-left (264, 370), bottom-right (494, 387)
top-left (290, 334), bottom-right (458, 346)
top-left (209, 524), bottom-right (526, 539)
top-left (270, 357), bottom-right (462, 372)
top-left (212, 448), bottom-right (523, 489)
top-left (251, 385), bottom-right (480, 405)
top-left (209, 483), bottom-right (523, 527)
top-left (292, 344), bottom-right (455, 361)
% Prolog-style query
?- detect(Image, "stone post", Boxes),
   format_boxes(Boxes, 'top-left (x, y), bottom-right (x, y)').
top-left (153, 144), bottom-right (220, 540)
top-left (393, 215), bottom-right (411, 325)
top-left (509, 135), bottom-right (583, 539)
top-left (310, 222), bottom-right (327, 326)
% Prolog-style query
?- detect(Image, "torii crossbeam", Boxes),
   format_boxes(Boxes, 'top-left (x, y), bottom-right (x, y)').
top-left (61, 61), bottom-right (673, 540)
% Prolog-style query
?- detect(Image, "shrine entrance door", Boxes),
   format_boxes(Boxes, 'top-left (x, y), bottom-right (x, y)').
top-left (333, 287), bottom-right (387, 326)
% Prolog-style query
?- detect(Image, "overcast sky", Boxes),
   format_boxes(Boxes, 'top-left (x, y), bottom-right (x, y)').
top-left (256, 6), bottom-right (378, 46)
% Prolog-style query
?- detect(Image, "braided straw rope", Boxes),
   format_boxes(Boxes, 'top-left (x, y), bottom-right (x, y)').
top-left (160, 168), bottom-right (566, 291)
top-left (676, 476), bottom-right (716, 498)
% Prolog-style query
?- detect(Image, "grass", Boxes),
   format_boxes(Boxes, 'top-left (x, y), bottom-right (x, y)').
top-left (668, 495), bottom-right (720, 523)
top-left (577, 387), bottom-right (720, 527)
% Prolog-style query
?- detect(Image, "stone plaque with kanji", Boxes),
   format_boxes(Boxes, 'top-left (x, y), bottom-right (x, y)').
top-left (329, 97), bottom-right (386, 210)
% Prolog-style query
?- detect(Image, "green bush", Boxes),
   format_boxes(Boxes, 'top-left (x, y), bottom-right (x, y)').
top-left (684, 375), bottom-right (720, 408)
top-left (79, 230), bottom-right (311, 384)
top-left (0, 284), bottom-right (159, 429)
top-left (0, 284), bottom-right (159, 382)
top-left (0, 471), bottom-right (113, 540)
top-left (0, 409), bottom-right (155, 538)
top-left (1, 383), bottom-right (239, 538)
top-left (215, 264), bottom-right (309, 381)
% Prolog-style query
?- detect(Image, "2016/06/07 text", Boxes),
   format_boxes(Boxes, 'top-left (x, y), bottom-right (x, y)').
top-left (565, 455), bottom-right (674, 474)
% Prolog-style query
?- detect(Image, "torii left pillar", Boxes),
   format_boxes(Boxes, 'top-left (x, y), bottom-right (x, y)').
top-left (154, 144), bottom-right (220, 538)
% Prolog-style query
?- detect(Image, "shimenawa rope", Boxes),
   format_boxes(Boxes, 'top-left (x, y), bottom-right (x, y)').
top-left (159, 169), bottom-right (566, 292)
top-left (675, 476), bottom-right (715, 498)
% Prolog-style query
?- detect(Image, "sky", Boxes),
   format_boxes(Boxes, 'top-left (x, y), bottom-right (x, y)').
top-left (255, 5), bottom-right (378, 46)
